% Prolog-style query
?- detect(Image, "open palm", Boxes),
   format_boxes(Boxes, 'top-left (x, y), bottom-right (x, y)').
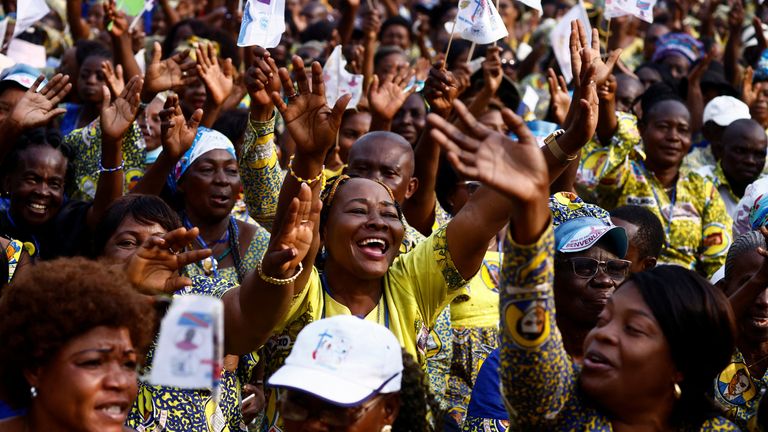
top-left (10, 74), bottom-right (71, 129)
top-left (197, 43), bottom-right (234, 105)
top-left (160, 94), bottom-right (203, 159)
top-left (245, 49), bottom-right (280, 106)
top-left (144, 42), bottom-right (198, 96)
top-left (427, 100), bottom-right (548, 203)
top-left (101, 76), bottom-right (143, 142)
top-left (369, 65), bottom-right (416, 121)
top-left (271, 56), bottom-right (351, 159)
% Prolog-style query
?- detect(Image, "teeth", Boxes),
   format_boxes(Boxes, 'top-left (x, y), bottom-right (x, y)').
top-left (29, 203), bottom-right (45, 210)
top-left (103, 405), bottom-right (122, 415)
top-left (359, 238), bottom-right (386, 248)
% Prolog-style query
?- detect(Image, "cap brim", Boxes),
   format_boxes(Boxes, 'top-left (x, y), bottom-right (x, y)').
top-left (268, 364), bottom-right (380, 407)
top-left (602, 225), bottom-right (629, 259)
top-left (558, 220), bottom-right (628, 258)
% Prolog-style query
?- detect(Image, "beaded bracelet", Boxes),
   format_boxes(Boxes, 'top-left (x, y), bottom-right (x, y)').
top-left (288, 155), bottom-right (324, 185)
top-left (257, 261), bottom-right (303, 285)
top-left (98, 160), bottom-right (125, 173)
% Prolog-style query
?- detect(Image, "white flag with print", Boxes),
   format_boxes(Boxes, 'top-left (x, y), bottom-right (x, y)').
top-left (14, 0), bottom-right (50, 37)
top-left (453, 0), bottom-right (508, 45)
top-left (604, 0), bottom-right (656, 23)
top-left (516, 0), bottom-right (542, 13)
top-left (551, 2), bottom-right (592, 83)
top-left (237, 0), bottom-right (285, 48)
top-left (323, 45), bottom-right (364, 110)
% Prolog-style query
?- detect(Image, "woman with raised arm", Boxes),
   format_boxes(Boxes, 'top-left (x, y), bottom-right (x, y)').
top-left (429, 99), bottom-right (740, 431)
top-left (256, 54), bottom-right (520, 431)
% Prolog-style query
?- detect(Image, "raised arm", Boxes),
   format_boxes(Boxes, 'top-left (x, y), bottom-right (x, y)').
top-left (66, 0), bottom-right (91, 41)
top-left (196, 43), bottom-right (235, 128)
top-left (239, 48), bottom-right (285, 230)
top-left (368, 64), bottom-right (416, 131)
top-left (141, 42), bottom-right (199, 103)
top-left (104, 0), bottom-right (142, 83)
top-left (269, 55), bottom-right (351, 293)
top-left (86, 76), bottom-right (144, 227)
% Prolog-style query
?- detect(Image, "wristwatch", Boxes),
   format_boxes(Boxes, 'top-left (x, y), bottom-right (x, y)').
top-left (544, 129), bottom-right (577, 164)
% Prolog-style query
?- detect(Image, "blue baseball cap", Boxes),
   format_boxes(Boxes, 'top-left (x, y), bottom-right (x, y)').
top-left (0, 64), bottom-right (45, 91)
top-left (554, 216), bottom-right (628, 258)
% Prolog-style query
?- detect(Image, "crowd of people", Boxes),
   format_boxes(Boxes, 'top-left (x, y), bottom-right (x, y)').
top-left (0, 0), bottom-right (767, 430)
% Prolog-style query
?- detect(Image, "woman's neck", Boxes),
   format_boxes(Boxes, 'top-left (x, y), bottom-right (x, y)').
top-left (739, 339), bottom-right (768, 379)
top-left (645, 161), bottom-right (679, 189)
top-left (184, 210), bottom-right (230, 246)
top-left (79, 104), bottom-right (100, 129)
top-left (607, 394), bottom-right (677, 432)
top-left (323, 258), bottom-right (383, 317)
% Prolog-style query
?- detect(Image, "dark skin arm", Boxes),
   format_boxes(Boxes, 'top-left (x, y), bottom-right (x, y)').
top-left (86, 76), bottom-right (144, 228)
top-left (104, 0), bottom-right (142, 83)
top-left (66, 0), bottom-right (91, 41)
top-left (596, 74), bottom-right (618, 145)
top-left (368, 64), bottom-right (416, 131)
top-left (687, 50), bottom-right (714, 134)
top-left (724, 0), bottom-right (744, 86)
top-left (337, 0), bottom-right (360, 45)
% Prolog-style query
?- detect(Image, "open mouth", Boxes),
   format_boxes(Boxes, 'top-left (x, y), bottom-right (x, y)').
top-left (210, 194), bottom-right (231, 206)
top-left (749, 315), bottom-right (768, 328)
top-left (356, 237), bottom-right (390, 258)
top-left (95, 403), bottom-right (129, 422)
top-left (583, 349), bottom-right (615, 372)
top-left (27, 202), bottom-right (48, 215)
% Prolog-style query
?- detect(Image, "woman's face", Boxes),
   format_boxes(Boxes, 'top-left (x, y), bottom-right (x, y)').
top-left (580, 283), bottom-right (679, 413)
top-left (139, 97), bottom-right (165, 151)
top-left (179, 149), bottom-right (241, 223)
top-left (78, 56), bottom-right (108, 104)
top-left (102, 215), bottom-right (168, 262)
top-left (381, 24), bottom-right (410, 51)
top-left (660, 53), bottom-right (690, 81)
top-left (180, 79), bottom-right (207, 116)
top-left (641, 100), bottom-right (691, 170)
top-left (392, 94), bottom-right (427, 147)
top-left (725, 249), bottom-right (768, 344)
top-left (750, 83), bottom-right (768, 127)
top-left (478, 109), bottom-right (508, 134)
top-left (281, 390), bottom-right (398, 432)
top-left (339, 111), bottom-right (372, 164)
top-left (28, 326), bottom-right (138, 432)
top-left (324, 178), bottom-right (405, 278)
top-left (4, 145), bottom-right (67, 227)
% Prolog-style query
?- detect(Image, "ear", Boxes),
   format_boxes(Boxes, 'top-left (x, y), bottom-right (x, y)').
top-left (404, 177), bottom-right (418, 200)
top-left (640, 256), bottom-right (657, 271)
top-left (23, 366), bottom-right (42, 390)
top-left (382, 393), bottom-right (401, 425)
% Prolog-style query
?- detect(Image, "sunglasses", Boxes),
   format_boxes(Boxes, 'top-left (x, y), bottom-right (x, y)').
top-left (279, 391), bottom-right (384, 427)
top-left (559, 257), bottom-right (631, 281)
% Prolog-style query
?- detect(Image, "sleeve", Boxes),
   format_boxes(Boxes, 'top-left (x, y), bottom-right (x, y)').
top-left (499, 223), bottom-right (581, 429)
top-left (273, 267), bottom-right (322, 332)
top-left (576, 112), bottom-right (642, 209)
top-left (387, 225), bottom-right (469, 326)
top-left (425, 306), bottom-right (452, 409)
top-left (698, 180), bottom-right (733, 278)
top-left (238, 112), bottom-right (283, 232)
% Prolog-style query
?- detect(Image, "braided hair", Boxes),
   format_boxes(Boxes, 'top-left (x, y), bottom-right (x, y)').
top-left (392, 349), bottom-right (444, 432)
top-left (725, 230), bottom-right (766, 280)
top-left (319, 175), bottom-right (405, 233)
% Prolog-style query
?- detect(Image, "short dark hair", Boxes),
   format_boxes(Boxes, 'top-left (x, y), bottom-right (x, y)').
top-left (379, 16), bottom-right (412, 41)
top-left (75, 39), bottom-right (113, 65)
top-left (2, 128), bottom-right (69, 180)
top-left (625, 266), bottom-right (736, 427)
top-left (0, 257), bottom-right (155, 408)
top-left (610, 205), bottom-right (664, 259)
top-left (639, 82), bottom-right (686, 124)
top-left (374, 45), bottom-right (407, 69)
top-left (92, 194), bottom-right (182, 257)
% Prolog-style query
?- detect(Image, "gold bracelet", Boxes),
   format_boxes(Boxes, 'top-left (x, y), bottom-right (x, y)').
top-left (288, 155), bottom-right (324, 185)
top-left (256, 261), bottom-right (303, 286)
top-left (544, 129), bottom-right (577, 164)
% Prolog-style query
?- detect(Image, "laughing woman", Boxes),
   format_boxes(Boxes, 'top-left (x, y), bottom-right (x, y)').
top-left (430, 100), bottom-right (740, 430)
top-left (256, 56), bottom-right (519, 430)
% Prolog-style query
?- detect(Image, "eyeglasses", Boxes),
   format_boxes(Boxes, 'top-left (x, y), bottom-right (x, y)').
top-left (279, 391), bottom-right (384, 427)
top-left (560, 257), bottom-right (631, 281)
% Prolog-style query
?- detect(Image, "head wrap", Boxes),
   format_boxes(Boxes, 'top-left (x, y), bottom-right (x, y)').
top-left (749, 192), bottom-right (768, 230)
top-left (651, 33), bottom-right (704, 65)
top-left (170, 127), bottom-right (236, 185)
top-left (754, 48), bottom-right (768, 82)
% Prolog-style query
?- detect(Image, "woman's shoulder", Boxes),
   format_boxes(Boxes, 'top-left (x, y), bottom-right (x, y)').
top-left (0, 416), bottom-right (25, 432)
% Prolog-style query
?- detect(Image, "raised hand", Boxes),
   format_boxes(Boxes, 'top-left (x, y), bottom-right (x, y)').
top-left (570, 20), bottom-right (621, 87)
top-left (101, 75), bottom-right (143, 143)
top-left (160, 94), bottom-right (203, 160)
top-left (143, 41), bottom-right (198, 98)
top-left (8, 74), bottom-right (71, 130)
top-left (743, 66), bottom-right (756, 107)
top-left (196, 42), bottom-right (235, 106)
top-left (482, 45), bottom-right (504, 95)
top-left (245, 47), bottom-right (281, 107)
top-left (369, 63), bottom-right (416, 121)
top-left (547, 68), bottom-right (570, 126)
top-left (104, 0), bottom-right (129, 38)
top-left (102, 60), bottom-right (125, 97)
top-left (125, 227), bottom-right (213, 295)
top-left (261, 183), bottom-right (320, 279)
top-left (427, 99), bottom-right (548, 204)
top-left (271, 55), bottom-right (351, 160)
top-left (597, 73), bottom-right (617, 102)
top-left (423, 61), bottom-right (460, 117)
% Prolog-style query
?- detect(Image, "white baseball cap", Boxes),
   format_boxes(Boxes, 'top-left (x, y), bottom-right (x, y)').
top-left (268, 315), bottom-right (403, 406)
top-left (703, 96), bottom-right (751, 127)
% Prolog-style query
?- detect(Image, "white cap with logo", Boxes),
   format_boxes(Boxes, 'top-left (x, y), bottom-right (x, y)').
top-left (267, 315), bottom-right (403, 406)
top-left (703, 96), bottom-right (751, 127)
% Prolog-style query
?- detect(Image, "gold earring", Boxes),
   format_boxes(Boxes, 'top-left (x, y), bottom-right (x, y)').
top-left (673, 383), bottom-right (682, 399)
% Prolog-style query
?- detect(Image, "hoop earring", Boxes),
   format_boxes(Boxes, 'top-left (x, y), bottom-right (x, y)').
top-left (673, 382), bottom-right (682, 400)
top-left (30, 386), bottom-right (37, 398)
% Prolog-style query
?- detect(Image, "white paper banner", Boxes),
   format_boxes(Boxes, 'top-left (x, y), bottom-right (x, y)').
top-left (150, 295), bottom-right (224, 399)
top-left (14, 0), bottom-right (50, 37)
top-left (323, 45), bottom-right (363, 110)
top-left (237, 0), bottom-right (286, 48)
top-left (516, 0), bottom-right (542, 13)
top-left (604, 0), bottom-right (656, 23)
top-left (551, 2), bottom-right (592, 83)
top-left (453, 0), bottom-right (509, 45)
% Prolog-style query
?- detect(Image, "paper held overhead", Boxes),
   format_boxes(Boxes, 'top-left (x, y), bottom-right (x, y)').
top-left (14, 0), bottom-right (50, 38)
top-left (452, 0), bottom-right (509, 45)
top-left (237, 0), bottom-right (286, 48)
top-left (550, 2), bottom-right (592, 83)
top-left (604, 0), bottom-right (656, 23)
top-left (323, 45), bottom-right (364, 110)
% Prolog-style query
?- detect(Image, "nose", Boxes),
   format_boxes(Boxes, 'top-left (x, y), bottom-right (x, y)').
top-left (756, 288), bottom-right (768, 307)
top-left (365, 213), bottom-right (389, 231)
top-left (590, 319), bottom-right (620, 346)
top-left (589, 266), bottom-right (615, 289)
top-left (103, 363), bottom-right (134, 391)
top-left (212, 168), bottom-right (229, 184)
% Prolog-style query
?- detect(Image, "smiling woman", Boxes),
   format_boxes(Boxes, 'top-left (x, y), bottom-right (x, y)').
top-left (0, 257), bottom-right (155, 432)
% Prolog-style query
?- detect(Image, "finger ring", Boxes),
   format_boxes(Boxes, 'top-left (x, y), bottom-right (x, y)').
top-left (300, 219), bottom-right (310, 223)
top-left (182, 71), bottom-right (188, 78)
top-left (288, 92), bottom-right (299, 99)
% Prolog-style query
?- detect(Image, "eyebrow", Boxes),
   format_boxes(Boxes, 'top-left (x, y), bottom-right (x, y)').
top-left (73, 347), bottom-right (136, 356)
top-left (349, 198), bottom-right (396, 208)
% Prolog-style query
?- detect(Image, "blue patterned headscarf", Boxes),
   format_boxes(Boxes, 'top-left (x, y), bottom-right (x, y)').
top-left (166, 127), bottom-right (237, 194)
top-left (652, 33), bottom-right (704, 65)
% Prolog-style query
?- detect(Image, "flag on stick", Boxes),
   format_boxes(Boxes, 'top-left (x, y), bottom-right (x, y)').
top-left (323, 46), bottom-right (364, 109)
top-left (237, 0), bottom-right (286, 48)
